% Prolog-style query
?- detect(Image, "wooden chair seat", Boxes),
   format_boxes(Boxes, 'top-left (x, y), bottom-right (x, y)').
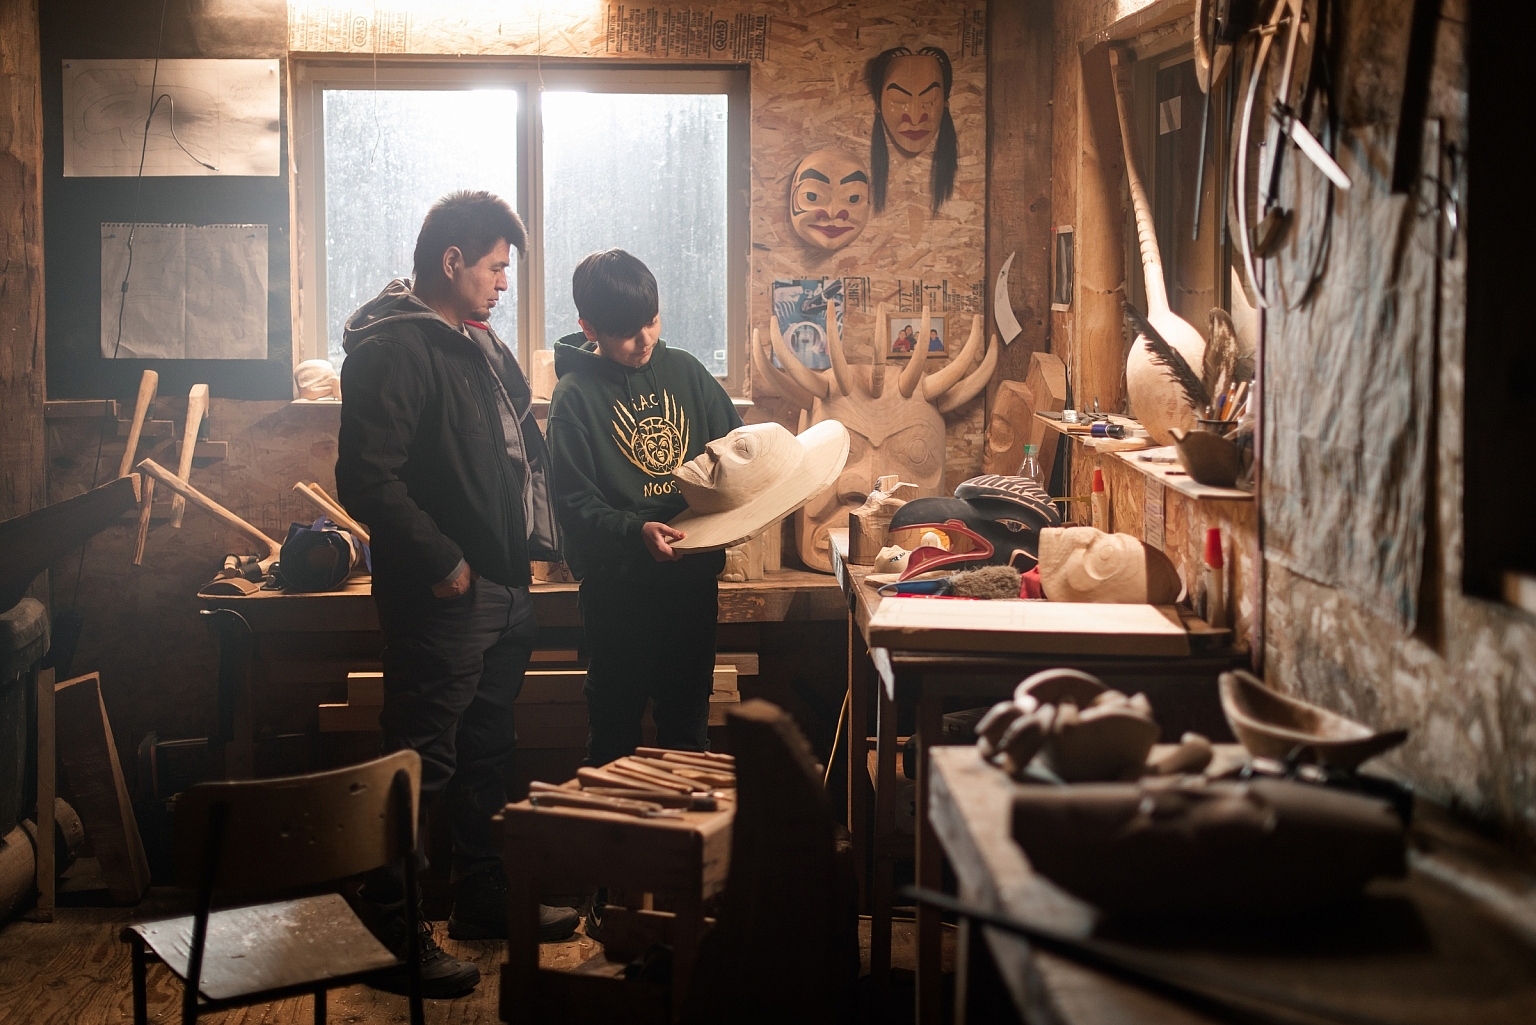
top-left (122, 894), bottom-right (398, 1003)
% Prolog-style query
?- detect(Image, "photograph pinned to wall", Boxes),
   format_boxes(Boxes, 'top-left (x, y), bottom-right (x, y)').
top-left (889, 315), bottom-right (946, 357)
top-left (772, 279), bottom-right (845, 371)
top-left (866, 45), bottom-right (958, 213)
top-left (789, 147), bottom-right (871, 251)
top-left (1052, 226), bottom-right (1074, 312)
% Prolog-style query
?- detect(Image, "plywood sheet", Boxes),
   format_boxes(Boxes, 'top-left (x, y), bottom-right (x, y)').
top-left (867, 599), bottom-right (1189, 656)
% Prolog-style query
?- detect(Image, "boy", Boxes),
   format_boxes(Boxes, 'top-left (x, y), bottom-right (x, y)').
top-left (546, 249), bottom-right (742, 765)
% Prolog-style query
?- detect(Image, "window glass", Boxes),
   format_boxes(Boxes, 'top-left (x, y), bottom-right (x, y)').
top-left (322, 89), bottom-right (519, 368)
top-left (541, 91), bottom-right (729, 375)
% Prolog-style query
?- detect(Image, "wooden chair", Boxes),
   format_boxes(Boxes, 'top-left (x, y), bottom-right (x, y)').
top-left (681, 699), bottom-right (860, 1024)
top-left (120, 750), bottom-right (425, 1025)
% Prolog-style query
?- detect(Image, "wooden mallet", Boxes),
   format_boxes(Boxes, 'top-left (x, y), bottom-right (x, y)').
top-left (170, 384), bottom-right (210, 529)
top-left (117, 369), bottom-right (158, 480)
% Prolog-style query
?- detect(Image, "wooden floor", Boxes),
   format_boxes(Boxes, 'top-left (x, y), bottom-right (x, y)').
top-left (0, 893), bottom-right (951, 1024)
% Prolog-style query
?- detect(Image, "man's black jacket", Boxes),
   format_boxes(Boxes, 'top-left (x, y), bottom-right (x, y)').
top-left (336, 280), bottom-right (559, 595)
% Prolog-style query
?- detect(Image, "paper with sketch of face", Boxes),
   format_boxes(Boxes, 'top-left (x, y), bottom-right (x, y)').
top-left (790, 147), bottom-right (872, 250)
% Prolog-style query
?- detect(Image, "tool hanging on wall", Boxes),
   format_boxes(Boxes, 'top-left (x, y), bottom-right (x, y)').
top-left (1191, 0), bottom-right (1255, 240)
top-left (170, 384), bottom-right (209, 528)
top-left (116, 369), bottom-right (158, 479)
top-left (136, 458), bottom-right (282, 579)
top-left (291, 482), bottom-right (371, 544)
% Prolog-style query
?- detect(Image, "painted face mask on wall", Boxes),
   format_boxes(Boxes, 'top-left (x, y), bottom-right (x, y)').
top-left (865, 45), bottom-right (959, 213)
top-left (790, 147), bottom-right (871, 251)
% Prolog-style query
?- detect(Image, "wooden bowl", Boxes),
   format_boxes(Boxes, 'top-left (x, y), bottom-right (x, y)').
top-left (1219, 671), bottom-right (1408, 770)
top-left (1169, 427), bottom-right (1242, 488)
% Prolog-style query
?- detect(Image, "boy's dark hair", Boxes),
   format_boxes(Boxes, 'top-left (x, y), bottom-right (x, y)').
top-left (572, 249), bottom-right (659, 338)
top-left (413, 190), bottom-right (526, 287)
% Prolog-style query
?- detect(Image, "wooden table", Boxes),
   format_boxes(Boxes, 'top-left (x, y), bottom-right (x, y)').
top-left (930, 744), bottom-right (1536, 1025)
top-left (198, 569), bottom-right (843, 778)
top-left (830, 540), bottom-right (1246, 1024)
top-left (499, 789), bottom-right (734, 1023)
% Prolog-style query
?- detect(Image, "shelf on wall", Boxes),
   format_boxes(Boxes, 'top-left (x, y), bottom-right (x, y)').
top-left (1035, 413), bottom-right (1253, 502)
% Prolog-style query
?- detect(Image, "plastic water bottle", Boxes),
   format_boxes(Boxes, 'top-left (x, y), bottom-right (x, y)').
top-left (1018, 444), bottom-right (1043, 487)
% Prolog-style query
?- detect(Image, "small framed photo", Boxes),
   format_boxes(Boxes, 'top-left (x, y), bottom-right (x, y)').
top-left (1052, 226), bottom-right (1074, 311)
top-left (889, 315), bottom-right (946, 357)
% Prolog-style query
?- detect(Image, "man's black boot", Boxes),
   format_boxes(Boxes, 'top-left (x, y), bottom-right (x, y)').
top-left (448, 867), bottom-right (581, 942)
top-left (361, 903), bottom-right (481, 998)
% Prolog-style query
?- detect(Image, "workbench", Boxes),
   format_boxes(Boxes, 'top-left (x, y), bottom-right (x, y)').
top-left (830, 538), bottom-right (1247, 1024)
top-left (197, 569), bottom-right (843, 778)
top-left (929, 744), bottom-right (1536, 1025)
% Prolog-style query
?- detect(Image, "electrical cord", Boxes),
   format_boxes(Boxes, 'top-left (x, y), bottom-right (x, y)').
top-left (69, 0), bottom-right (171, 613)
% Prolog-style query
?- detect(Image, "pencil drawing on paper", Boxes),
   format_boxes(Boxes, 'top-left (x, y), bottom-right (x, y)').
top-left (63, 58), bottom-right (281, 177)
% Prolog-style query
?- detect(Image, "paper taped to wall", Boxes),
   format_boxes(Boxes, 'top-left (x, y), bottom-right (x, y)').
top-left (63, 59), bottom-right (281, 177)
top-left (101, 224), bottom-right (268, 360)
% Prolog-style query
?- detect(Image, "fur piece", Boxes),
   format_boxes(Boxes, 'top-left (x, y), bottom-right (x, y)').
top-left (949, 564), bottom-right (1023, 599)
top-left (1124, 302), bottom-right (1211, 414)
top-left (1203, 308), bottom-right (1241, 400)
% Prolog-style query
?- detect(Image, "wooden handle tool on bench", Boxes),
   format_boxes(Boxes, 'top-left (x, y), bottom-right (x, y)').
top-left (132, 477), bottom-right (154, 566)
top-left (170, 384), bottom-right (209, 528)
top-left (291, 482), bottom-right (370, 544)
top-left (117, 369), bottom-right (159, 479)
top-left (137, 458), bottom-right (282, 574)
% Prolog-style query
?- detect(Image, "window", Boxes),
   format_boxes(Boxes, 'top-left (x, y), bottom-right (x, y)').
top-left (293, 63), bottom-right (749, 392)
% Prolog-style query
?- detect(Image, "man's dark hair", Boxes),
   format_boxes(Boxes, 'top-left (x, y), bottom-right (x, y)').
top-left (412, 190), bottom-right (526, 287)
top-left (572, 249), bottom-right (659, 338)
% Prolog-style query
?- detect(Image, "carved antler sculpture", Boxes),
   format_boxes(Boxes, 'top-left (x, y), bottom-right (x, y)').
top-left (753, 301), bottom-right (997, 572)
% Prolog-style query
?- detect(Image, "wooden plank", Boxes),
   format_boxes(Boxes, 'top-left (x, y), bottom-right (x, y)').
top-left (518, 670), bottom-right (587, 704)
top-left (518, 727), bottom-right (591, 751)
top-left (531, 649), bottom-right (580, 663)
top-left (867, 599), bottom-right (1190, 656)
top-left (985, 0), bottom-right (1056, 405)
top-left (345, 671), bottom-right (383, 706)
top-left (33, 669), bottom-right (55, 922)
top-left (516, 703), bottom-right (589, 732)
top-left (1114, 447), bottom-right (1253, 502)
top-left (316, 703), bottom-right (379, 733)
top-left (0, 0), bottom-right (44, 529)
top-left (715, 651), bottom-right (759, 676)
top-left (44, 400), bottom-right (118, 419)
top-left (1, 477), bottom-right (138, 611)
top-left (115, 418), bottom-right (172, 439)
top-left (53, 674), bottom-right (150, 904)
top-left (712, 665), bottom-right (739, 696)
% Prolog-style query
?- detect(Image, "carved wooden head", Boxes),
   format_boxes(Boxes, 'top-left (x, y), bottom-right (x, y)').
top-left (752, 302), bottom-right (997, 572)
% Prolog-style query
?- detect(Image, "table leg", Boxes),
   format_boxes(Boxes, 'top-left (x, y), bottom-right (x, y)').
top-left (847, 613), bottom-right (870, 910)
top-left (33, 668), bottom-right (55, 922)
top-left (915, 692), bottom-right (944, 1025)
top-left (669, 887), bottom-right (703, 1021)
top-left (869, 670), bottom-right (899, 1001)
top-left (500, 855), bottom-right (541, 1022)
top-left (204, 610), bottom-right (254, 779)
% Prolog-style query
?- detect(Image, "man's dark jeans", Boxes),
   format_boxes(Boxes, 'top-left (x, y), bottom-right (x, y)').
top-left (373, 576), bottom-right (535, 885)
top-left (579, 570), bottom-right (717, 767)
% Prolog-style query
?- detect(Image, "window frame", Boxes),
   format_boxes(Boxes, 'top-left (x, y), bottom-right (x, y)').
top-left (292, 60), bottom-right (751, 394)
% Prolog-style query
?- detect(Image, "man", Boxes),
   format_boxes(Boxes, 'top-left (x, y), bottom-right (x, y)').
top-left (336, 190), bottom-right (575, 997)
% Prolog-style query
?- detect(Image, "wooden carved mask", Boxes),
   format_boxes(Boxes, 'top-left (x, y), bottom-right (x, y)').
top-left (790, 148), bottom-right (871, 250)
top-left (880, 54), bottom-right (946, 155)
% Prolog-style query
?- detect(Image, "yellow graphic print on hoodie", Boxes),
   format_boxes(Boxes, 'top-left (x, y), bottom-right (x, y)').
top-left (611, 389), bottom-right (691, 481)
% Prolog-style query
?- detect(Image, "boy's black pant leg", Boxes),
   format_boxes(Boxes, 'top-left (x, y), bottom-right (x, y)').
top-left (373, 577), bottom-right (536, 883)
top-left (580, 570), bottom-right (718, 766)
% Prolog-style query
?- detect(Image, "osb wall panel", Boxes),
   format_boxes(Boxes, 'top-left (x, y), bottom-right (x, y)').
top-left (1264, 0), bottom-right (1536, 849)
top-left (46, 400), bottom-right (344, 769)
top-left (288, 0), bottom-right (991, 490)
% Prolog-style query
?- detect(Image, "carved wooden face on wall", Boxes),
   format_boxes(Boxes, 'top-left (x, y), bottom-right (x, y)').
top-left (752, 304), bottom-right (998, 573)
top-left (790, 148), bottom-right (871, 250)
top-left (880, 53), bottom-right (946, 156)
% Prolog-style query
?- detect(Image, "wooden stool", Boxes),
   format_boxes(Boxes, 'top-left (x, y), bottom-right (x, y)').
top-left (499, 785), bottom-right (733, 1023)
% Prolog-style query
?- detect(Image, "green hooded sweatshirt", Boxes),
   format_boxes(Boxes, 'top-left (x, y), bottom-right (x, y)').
top-left (546, 333), bottom-right (742, 581)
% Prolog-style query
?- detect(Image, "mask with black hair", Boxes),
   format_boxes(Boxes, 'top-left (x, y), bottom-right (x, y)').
top-left (865, 45), bottom-right (958, 214)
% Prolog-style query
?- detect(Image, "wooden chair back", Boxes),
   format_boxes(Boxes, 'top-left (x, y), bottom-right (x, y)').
top-left (682, 700), bottom-right (859, 1023)
top-left (172, 750), bottom-right (420, 893)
